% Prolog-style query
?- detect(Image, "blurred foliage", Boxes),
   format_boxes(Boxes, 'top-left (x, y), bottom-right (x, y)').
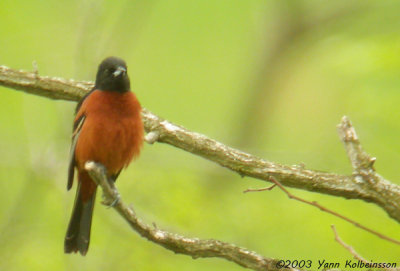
top-left (1, 0), bottom-right (400, 270)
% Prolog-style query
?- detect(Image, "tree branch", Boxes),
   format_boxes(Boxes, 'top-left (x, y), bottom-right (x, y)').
top-left (336, 116), bottom-right (400, 224)
top-left (337, 116), bottom-right (376, 172)
top-left (0, 65), bottom-right (90, 101)
top-left (85, 161), bottom-right (290, 271)
top-left (1, 64), bottom-right (400, 225)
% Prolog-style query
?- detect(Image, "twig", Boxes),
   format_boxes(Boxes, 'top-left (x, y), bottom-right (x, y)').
top-left (331, 225), bottom-right (400, 271)
top-left (1, 65), bottom-right (400, 224)
top-left (84, 161), bottom-right (291, 271)
top-left (331, 225), bottom-right (368, 262)
top-left (337, 116), bottom-right (376, 173)
top-left (252, 177), bottom-right (400, 246)
top-left (32, 61), bottom-right (39, 78)
top-left (243, 184), bottom-right (276, 193)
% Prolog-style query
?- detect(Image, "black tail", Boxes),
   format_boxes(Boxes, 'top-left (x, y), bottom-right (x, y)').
top-left (64, 181), bottom-right (97, 256)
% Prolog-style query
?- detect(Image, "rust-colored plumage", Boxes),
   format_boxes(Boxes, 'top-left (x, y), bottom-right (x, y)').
top-left (65, 57), bottom-right (143, 255)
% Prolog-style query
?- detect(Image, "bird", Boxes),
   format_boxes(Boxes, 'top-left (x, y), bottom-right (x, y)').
top-left (65, 57), bottom-right (144, 255)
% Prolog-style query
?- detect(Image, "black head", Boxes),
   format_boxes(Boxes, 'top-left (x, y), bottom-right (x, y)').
top-left (95, 57), bottom-right (130, 92)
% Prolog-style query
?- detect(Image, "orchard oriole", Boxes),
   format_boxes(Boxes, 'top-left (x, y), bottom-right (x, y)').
top-left (65, 57), bottom-right (144, 255)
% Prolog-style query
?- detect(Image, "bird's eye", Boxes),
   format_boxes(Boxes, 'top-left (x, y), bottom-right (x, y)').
top-left (105, 68), bottom-right (115, 74)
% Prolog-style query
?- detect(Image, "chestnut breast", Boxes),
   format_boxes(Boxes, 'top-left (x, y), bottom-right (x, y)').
top-left (74, 90), bottom-right (143, 175)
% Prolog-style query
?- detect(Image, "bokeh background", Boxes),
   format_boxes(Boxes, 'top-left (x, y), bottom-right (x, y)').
top-left (1, 0), bottom-right (400, 270)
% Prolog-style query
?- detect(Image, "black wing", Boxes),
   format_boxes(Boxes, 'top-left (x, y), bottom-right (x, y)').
top-left (67, 88), bottom-right (96, 190)
top-left (67, 114), bottom-right (86, 190)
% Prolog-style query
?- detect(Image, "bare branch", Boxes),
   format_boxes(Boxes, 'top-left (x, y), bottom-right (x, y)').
top-left (0, 65), bottom-right (90, 101)
top-left (331, 225), bottom-right (369, 262)
top-left (331, 225), bottom-right (400, 271)
top-left (142, 110), bottom-right (400, 223)
top-left (247, 177), bottom-right (400, 246)
top-left (337, 116), bottom-right (376, 173)
top-left (243, 184), bottom-right (277, 193)
top-left (1, 65), bottom-right (400, 225)
top-left (85, 161), bottom-right (290, 271)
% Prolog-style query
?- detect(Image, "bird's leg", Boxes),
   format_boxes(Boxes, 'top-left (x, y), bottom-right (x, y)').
top-left (107, 175), bottom-right (120, 207)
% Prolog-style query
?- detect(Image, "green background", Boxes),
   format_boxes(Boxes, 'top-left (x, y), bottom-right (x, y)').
top-left (0, 0), bottom-right (399, 270)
